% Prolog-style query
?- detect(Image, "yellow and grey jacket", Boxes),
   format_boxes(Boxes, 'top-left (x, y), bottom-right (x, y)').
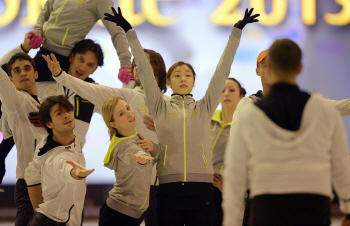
top-left (104, 131), bottom-right (160, 219)
top-left (210, 110), bottom-right (231, 175)
top-left (35, 0), bottom-right (131, 66)
top-left (126, 27), bottom-right (242, 184)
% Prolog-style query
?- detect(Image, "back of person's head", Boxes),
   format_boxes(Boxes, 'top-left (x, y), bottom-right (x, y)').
top-left (267, 39), bottom-right (302, 77)
top-left (39, 95), bottom-right (74, 135)
top-left (7, 53), bottom-right (36, 77)
top-left (102, 96), bottom-right (124, 140)
top-left (167, 61), bottom-right (196, 81)
top-left (71, 39), bottom-right (104, 67)
top-left (227, 78), bottom-right (247, 97)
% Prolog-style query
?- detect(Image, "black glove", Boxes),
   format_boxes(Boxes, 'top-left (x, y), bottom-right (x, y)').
top-left (29, 112), bottom-right (43, 127)
top-left (104, 7), bottom-right (132, 33)
top-left (234, 8), bottom-right (260, 30)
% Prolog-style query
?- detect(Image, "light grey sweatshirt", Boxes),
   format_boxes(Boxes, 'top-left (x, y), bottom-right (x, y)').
top-left (35, 0), bottom-right (131, 66)
top-left (126, 28), bottom-right (242, 184)
top-left (104, 131), bottom-right (160, 218)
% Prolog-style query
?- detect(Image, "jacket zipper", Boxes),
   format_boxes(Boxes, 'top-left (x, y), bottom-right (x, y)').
top-left (211, 127), bottom-right (224, 159)
top-left (182, 98), bottom-right (187, 182)
top-left (163, 145), bottom-right (167, 166)
top-left (139, 189), bottom-right (150, 209)
top-left (201, 144), bottom-right (208, 169)
top-left (62, 27), bottom-right (70, 46)
top-left (64, 204), bottom-right (75, 223)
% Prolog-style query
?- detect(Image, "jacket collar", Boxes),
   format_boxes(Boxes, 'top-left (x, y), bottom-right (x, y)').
top-left (103, 129), bottom-right (138, 164)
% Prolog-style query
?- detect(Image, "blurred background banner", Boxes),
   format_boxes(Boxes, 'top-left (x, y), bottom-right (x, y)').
top-left (0, 0), bottom-right (349, 184)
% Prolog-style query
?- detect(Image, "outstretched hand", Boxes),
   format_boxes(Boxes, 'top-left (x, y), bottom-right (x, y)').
top-left (104, 7), bottom-right (132, 33)
top-left (67, 160), bottom-right (94, 180)
top-left (127, 153), bottom-right (154, 165)
top-left (42, 53), bottom-right (62, 76)
top-left (234, 8), bottom-right (260, 30)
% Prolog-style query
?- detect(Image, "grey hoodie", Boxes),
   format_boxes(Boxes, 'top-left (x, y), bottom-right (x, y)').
top-left (35, 0), bottom-right (131, 66)
top-left (104, 131), bottom-right (160, 219)
top-left (126, 27), bottom-right (242, 184)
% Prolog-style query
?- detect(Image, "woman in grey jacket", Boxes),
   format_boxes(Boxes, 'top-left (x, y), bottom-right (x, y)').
top-left (99, 96), bottom-right (160, 226)
top-left (210, 78), bottom-right (246, 226)
top-left (104, 7), bottom-right (259, 225)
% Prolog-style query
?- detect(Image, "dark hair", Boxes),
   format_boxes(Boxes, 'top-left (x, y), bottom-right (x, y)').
top-left (167, 61), bottom-right (196, 81)
top-left (227, 78), bottom-right (246, 96)
top-left (71, 39), bottom-right (104, 67)
top-left (131, 49), bottom-right (167, 93)
top-left (39, 95), bottom-right (74, 134)
top-left (267, 39), bottom-right (302, 76)
top-left (7, 53), bottom-right (36, 77)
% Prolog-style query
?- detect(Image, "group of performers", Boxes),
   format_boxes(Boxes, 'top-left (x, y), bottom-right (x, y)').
top-left (1, 1), bottom-right (350, 226)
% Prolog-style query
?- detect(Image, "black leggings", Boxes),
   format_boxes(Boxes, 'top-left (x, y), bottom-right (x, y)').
top-left (249, 194), bottom-right (331, 226)
top-left (14, 179), bottom-right (34, 226)
top-left (157, 182), bottom-right (214, 226)
top-left (99, 202), bottom-right (138, 226)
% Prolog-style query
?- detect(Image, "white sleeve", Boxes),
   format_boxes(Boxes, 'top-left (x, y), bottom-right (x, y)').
top-left (0, 67), bottom-right (26, 114)
top-left (0, 45), bottom-right (25, 66)
top-left (329, 110), bottom-right (350, 214)
top-left (231, 97), bottom-right (251, 128)
top-left (53, 71), bottom-right (137, 109)
top-left (222, 113), bottom-right (249, 226)
top-left (325, 99), bottom-right (350, 117)
top-left (24, 157), bottom-right (42, 187)
top-left (52, 156), bottom-right (79, 183)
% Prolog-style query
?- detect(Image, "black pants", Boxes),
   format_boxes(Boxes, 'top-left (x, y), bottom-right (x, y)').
top-left (28, 212), bottom-right (66, 226)
top-left (157, 182), bottom-right (214, 226)
top-left (138, 185), bottom-right (158, 226)
top-left (242, 190), bottom-right (250, 226)
top-left (15, 179), bottom-right (34, 226)
top-left (34, 47), bottom-right (70, 82)
top-left (212, 187), bottom-right (223, 226)
top-left (0, 137), bottom-right (15, 184)
top-left (99, 202), bottom-right (138, 226)
top-left (249, 194), bottom-right (331, 226)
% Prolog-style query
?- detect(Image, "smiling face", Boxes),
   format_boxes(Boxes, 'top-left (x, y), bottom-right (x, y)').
top-left (109, 99), bottom-right (138, 134)
top-left (9, 59), bottom-right (38, 91)
top-left (219, 79), bottom-right (243, 109)
top-left (68, 50), bottom-right (98, 80)
top-left (46, 103), bottom-right (75, 135)
top-left (167, 65), bottom-right (195, 94)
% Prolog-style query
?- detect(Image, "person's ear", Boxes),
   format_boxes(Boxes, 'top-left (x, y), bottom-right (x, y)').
top-left (256, 67), bottom-right (260, 76)
top-left (297, 64), bottom-right (303, 74)
top-left (166, 79), bottom-right (172, 88)
top-left (34, 71), bottom-right (39, 79)
top-left (69, 53), bottom-right (74, 63)
top-left (46, 121), bottom-right (53, 129)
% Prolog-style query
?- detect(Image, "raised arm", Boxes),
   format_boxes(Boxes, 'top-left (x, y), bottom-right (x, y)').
top-left (200, 9), bottom-right (259, 114)
top-left (104, 7), bottom-right (166, 118)
top-left (34, 0), bottom-right (55, 35)
top-left (42, 54), bottom-right (135, 109)
top-left (0, 67), bottom-right (26, 114)
top-left (97, 0), bottom-right (131, 67)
